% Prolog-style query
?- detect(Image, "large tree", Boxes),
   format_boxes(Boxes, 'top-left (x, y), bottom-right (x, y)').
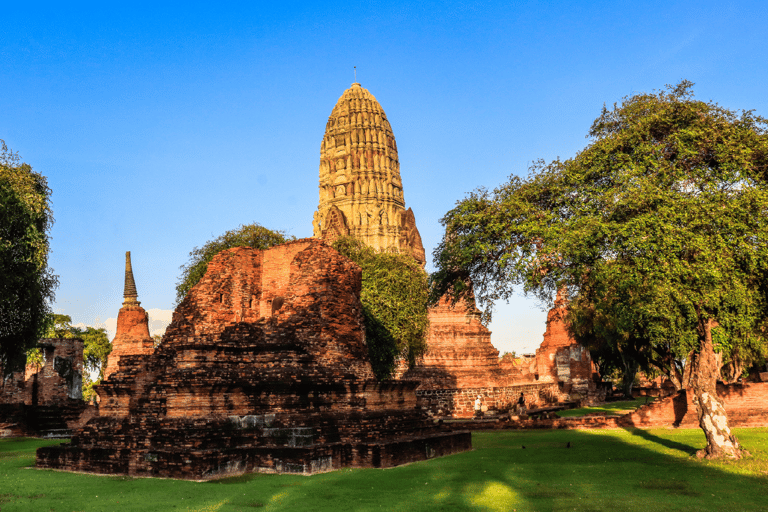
top-left (175, 223), bottom-right (292, 302)
top-left (332, 236), bottom-right (429, 380)
top-left (432, 82), bottom-right (768, 458)
top-left (0, 140), bottom-right (58, 376)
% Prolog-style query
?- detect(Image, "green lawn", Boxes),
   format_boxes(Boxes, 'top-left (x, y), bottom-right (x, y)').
top-left (557, 397), bottom-right (657, 417)
top-left (2, 428), bottom-right (767, 511)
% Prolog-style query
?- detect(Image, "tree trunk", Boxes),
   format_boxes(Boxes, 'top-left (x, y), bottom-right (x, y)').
top-left (620, 359), bottom-right (638, 398)
top-left (689, 318), bottom-right (741, 459)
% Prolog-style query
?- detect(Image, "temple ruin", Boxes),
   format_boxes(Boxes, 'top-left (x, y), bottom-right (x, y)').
top-left (103, 251), bottom-right (155, 379)
top-left (312, 82), bottom-right (426, 266)
top-left (1, 338), bottom-right (94, 437)
top-left (37, 240), bottom-right (471, 479)
top-left (311, 83), bottom-right (601, 416)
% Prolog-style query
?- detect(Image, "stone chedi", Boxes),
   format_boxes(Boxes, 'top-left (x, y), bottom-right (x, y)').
top-left (313, 83), bottom-right (425, 266)
top-left (403, 295), bottom-right (509, 389)
top-left (37, 240), bottom-right (470, 479)
top-left (103, 252), bottom-right (155, 379)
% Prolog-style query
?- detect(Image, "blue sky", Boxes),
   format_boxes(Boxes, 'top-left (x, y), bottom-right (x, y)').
top-left (2, 1), bottom-right (767, 354)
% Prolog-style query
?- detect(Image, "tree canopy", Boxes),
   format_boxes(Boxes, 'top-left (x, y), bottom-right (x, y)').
top-left (0, 140), bottom-right (58, 375)
top-left (432, 82), bottom-right (768, 458)
top-left (175, 223), bottom-right (293, 302)
top-left (332, 236), bottom-right (429, 380)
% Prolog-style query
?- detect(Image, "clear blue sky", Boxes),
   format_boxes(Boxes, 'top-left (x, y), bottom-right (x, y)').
top-left (2, 1), bottom-right (767, 354)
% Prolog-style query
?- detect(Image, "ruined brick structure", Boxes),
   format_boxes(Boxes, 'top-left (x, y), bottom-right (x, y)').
top-left (313, 82), bottom-right (426, 266)
top-left (500, 353), bottom-right (537, 383)
top-left (103, 251), bottom-right (155, 379)
top-left (619, 382), bottom-right (768, 428)
top-left (37, 240), bottom-right (470, 479)
top-left (402, 295), bottom-right (510, 389)
top-left (1, 338), bottom-right (93, 437)
top-left (534, 292), bottom-right (599, 398)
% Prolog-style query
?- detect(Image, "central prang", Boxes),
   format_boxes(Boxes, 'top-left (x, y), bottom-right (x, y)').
top-left (313, 82), bottom-right (425, 266)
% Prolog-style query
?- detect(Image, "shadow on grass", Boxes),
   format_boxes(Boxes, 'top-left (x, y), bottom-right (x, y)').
top-left (3, 430), bottom-right (768, 511)
top-left (624, 427), bottom-right (699, 456)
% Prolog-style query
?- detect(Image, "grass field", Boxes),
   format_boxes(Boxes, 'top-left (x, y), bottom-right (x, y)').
top-left (557, 397), bottom-right (657, 417)
top-left (2, 428), bottom-right (767, 511)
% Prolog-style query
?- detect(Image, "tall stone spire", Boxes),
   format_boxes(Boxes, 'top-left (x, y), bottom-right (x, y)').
top-left (105, 251), bottom-right (154, 380)
top-left (313, 82), bottom-right (425, 265)
top-left (123, 251), bottom-right (139, 306)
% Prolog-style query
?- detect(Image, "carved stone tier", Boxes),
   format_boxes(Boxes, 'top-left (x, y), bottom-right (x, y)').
top-left (313, 83), bottom-right (425, 266)
top-left (37, 240), bottom-right (470, 479)
top-left (402, 295), bottom-right (510, 389)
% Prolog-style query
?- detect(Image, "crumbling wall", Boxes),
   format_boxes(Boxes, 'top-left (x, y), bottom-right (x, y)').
top-left (620, 382), bottom-right (768, 428)
top-left (1, 338), bottom-right (83, 405)
top-left (416, 383), bottom-right (565, 418)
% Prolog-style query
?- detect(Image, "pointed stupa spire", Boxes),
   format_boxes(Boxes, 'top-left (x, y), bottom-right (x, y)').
top-left (123, 251), bottom-right (140, 306)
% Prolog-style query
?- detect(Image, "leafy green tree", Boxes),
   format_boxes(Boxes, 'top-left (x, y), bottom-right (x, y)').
top-left (432, 82), bottom-right (768, 458)
top-left (175, 223), bottom-right (292, 302)
top-left (0, 140), bottom-right (58, 376)
top-left (332, 236), bottom-right (429, 380)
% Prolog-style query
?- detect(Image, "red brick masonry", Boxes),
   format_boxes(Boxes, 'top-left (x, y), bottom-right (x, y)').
top-left (37, 239), bottom-right (470, 479)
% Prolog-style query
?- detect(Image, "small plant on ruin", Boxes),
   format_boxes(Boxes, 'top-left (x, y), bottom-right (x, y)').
top-left (332, 236), bottom-right (429, 380)
top-left (175, 223), bottom-right (293, 302)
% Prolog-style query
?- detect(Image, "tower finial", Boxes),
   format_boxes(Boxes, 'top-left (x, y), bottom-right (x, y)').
top-left (123, 251), bottom-right (140, 306)
top-left (354, 66), bottom-right (357, 84)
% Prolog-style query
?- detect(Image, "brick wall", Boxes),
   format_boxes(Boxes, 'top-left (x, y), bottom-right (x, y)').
top-left (1, 338), bottom-right (84, 405)
top-left (416, 383), bottom-right (564, 418)
top-left (620, 382), bottom-right (768, 428)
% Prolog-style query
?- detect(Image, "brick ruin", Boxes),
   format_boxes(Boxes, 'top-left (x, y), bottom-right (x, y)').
top-left (103, 251), bottom-right (155, 379)
top-left (533, 293), bottom-right (601, 399)
top-left (402, 295), bottom-right (508, 390)
top-left (1, 338), bottom-right (94, 437)
top-left (37, 240), bottom-right (471, 479)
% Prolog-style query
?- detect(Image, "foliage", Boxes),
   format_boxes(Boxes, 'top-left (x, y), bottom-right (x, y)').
top-left (0, 140), bottom-right (58, 375)
top-left (4, 429), bottom-right (768, 511)
top-left (175, 223), bottom-right (292, 303)
top-left (332, 236), bottom-right (429, 379)
top-left (433, 81), bottom-right (768, 456)
top-left (433, 81), bottom-right (768, 387)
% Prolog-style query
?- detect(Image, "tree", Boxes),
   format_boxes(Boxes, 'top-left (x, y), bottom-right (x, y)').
top-left (432, 82), bottom-right (768, 458)
top-left (175, 223), bottom-right (293, 302)
top-left (332, 236), bottom-right (429, 380)
top-left (0, 140), bottom-right (58, 376)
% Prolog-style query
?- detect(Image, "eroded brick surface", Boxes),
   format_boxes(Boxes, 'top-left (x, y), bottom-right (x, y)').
top-left (37, 240), bottom-right (470, 479)
top-left (402, 296), bottom-right (510, 390)
top-left (1, 338), bottom-right (93, 436)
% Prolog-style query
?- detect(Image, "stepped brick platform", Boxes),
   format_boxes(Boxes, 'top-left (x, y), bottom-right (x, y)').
top-left (37, 240), bottom-right (470, 479)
